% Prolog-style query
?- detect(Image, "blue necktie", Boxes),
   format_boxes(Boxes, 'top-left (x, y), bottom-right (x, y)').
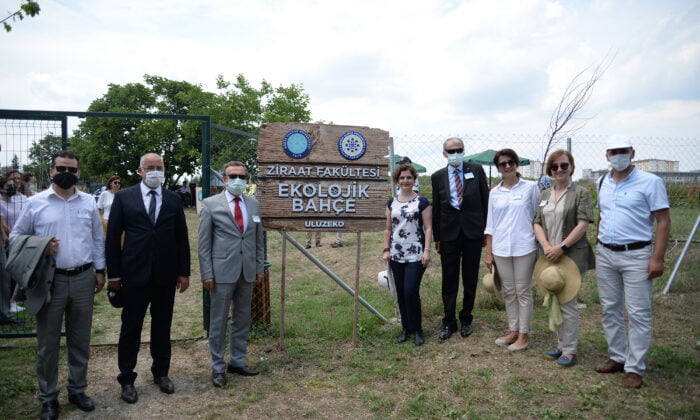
top-left (148, 190), bottom-right (157, 224)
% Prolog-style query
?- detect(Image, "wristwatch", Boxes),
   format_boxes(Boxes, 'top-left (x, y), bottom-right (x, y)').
top-left (559, 243), bottom-right (568, 251)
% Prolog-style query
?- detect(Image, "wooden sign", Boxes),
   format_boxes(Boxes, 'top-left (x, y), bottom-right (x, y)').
top-left (257, 122), bottom-right (389, 232)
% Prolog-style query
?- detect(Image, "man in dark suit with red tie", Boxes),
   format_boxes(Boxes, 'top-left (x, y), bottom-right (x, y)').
top-left (106, 153), bottom-right (190, 403)
top-left (431, 138), bottom-right (489, 340)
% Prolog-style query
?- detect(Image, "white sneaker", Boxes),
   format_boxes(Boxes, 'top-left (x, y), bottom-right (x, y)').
top-left (577, 303), bottom-right (587, 309)
top-left (10, 302), bottom-right (25, 312)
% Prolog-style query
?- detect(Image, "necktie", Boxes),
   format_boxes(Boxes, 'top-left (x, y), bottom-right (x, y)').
top-left (148, 190), bottom-right (157, 224)
top-left (234, 197), bottom-right (244, 233)
top-left (454, 170), bottom-right (463, 207)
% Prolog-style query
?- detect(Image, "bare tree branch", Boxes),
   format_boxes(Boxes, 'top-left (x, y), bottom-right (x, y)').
top-left (540, 53), bottom-right (615, 176)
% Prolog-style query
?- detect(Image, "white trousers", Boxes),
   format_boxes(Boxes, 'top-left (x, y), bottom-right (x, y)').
top-left (494, 252), bottom-right (536, 334)
top-left (596, 244), bottom-right (653, 375)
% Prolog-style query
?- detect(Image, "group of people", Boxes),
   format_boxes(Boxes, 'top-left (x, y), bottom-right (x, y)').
top-left (5, 133), bottom-right (670, 419)
top-left (383, 136), bottom-right (670, 392)
top-left (0, 169), bottom-right (38, 324)
top-left (7, 151), bottom-right (263, 420)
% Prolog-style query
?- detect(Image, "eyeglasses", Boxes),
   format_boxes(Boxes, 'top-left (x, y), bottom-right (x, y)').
top-left (608, 148), bottom-right (631, 156)
top-left (551, 162), bottom-right (570, 172)
top-left (112, 181), bottom-right (122, 185)
top-left (55, 166), bottom-right (78, 174)
top-left (445, 148), bottom-right (464, 154)
top-left (497, 159), bottom-right (517, 168)
top-left (226, 174), bottom-right (247, 180)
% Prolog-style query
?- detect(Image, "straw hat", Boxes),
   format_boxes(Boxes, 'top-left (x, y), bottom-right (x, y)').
top-left (482, 264), bottom-right (502, 298)
top-left (534, 255), bottom-right (581, 304)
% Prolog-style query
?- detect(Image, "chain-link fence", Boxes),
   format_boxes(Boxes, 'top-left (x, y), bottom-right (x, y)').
top-left (391, 133), bottom-right (699, 293)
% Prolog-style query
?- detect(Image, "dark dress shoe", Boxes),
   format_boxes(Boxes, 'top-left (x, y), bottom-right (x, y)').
top-left (68, 392), bottom-right (95, 412)
top-left (622, 372), bottom-right (643, 389)
top-left (154, 376), bottom-right (175, 394)
top-left (439, 326), bottom-right (454, 340)
top-left (39, 400), bottom-right (59, 420)
top-left (397, 329), bottom-right (408, 343)
top-left (212, 372), bottom-right (227, 387)
top-left (121, 384), bottom-right (138, 404)
top-left (227, 365), bottom-right (259, 376)
top-left (414, 331), bottom-right (425, 346)
top-left (460, 324), bottom-right (473, 337)
top-left (595, 359), bottom-right (625, 374)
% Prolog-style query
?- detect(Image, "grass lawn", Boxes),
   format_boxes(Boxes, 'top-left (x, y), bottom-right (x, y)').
top-left (0, 208), bottom-right (698, 419)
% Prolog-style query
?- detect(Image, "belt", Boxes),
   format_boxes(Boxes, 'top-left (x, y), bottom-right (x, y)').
top-left (55, 263), bottom-right (93, 276)
top-left (600, 241), bottom-right (652, 252)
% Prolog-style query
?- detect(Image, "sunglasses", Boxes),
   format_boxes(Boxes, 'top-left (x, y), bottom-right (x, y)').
top-left (445, 148), bottom-right (464, 154)
top-left (226, 174), bottom-right (247, 180)
top-left (55, 166), bottom-right (78, 174)
top-left (551, 162), bottom-right (570, 172)
top-left (608, 148), bottom-right (631, 156)
top-left (112, 181), bottom-right (122, 185)
top-left (497, 159), bottom-right (517, 168)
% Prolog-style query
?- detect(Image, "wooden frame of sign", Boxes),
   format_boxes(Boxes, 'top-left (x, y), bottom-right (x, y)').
top-left (257, 122), bottom-right (390, 347)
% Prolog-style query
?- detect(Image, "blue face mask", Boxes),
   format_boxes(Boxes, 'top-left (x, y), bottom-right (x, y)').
top-left (447, 152), bottom-right (464, 167)
top-left (227, 178), bottom-right (246, 196)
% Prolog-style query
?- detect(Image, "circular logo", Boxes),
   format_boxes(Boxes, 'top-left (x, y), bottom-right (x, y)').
top-left (338, 131), bottom-right (367, 160)
top-left (283, 130), bottom-right (312, 159)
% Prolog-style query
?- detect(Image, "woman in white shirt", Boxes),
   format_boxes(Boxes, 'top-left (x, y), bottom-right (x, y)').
top-left (97, 175), bottom-right (122, 234)
top-left (484, 149), bottom-right (540, 351)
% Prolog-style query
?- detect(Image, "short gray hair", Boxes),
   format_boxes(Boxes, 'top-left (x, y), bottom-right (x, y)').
top-left (443, 137), bottom-right (464, 151)
top-left (222, 161), bottom-right (248, 178)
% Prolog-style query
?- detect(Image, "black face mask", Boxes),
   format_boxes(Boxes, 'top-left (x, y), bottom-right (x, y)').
top-left (3, 185), bottom-right (16, 196)
top-left (52, 172), bottom-right (78, 190)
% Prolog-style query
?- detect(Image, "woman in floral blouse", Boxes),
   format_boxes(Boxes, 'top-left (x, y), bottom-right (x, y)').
top-left (382, 163), bottom-right (432, 346)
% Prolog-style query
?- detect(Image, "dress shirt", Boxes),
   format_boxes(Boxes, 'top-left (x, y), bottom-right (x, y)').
top-left (597, 167), bottom-right (669, 245)
top-left (484, 178), bottom-right (539, 257)
top-left (140, 182), bottom-right (162, 222)
top-left (9, 186), bottom-right (105, 270)
top-left (225, 190), bottom-right (248, 231)
top-left (97, 190), bottom-right (115, 221)
top-left (448, 163), bottom-right (464, 209)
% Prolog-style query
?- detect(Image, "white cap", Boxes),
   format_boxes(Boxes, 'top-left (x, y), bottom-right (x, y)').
top-left (606, 134), bottom-right (634, 150)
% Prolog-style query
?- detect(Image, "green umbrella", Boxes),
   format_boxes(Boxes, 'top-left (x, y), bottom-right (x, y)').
top-left (391, 155), bottom-right (427, 173)
top-left (463, 149), bottom-right (531, 187)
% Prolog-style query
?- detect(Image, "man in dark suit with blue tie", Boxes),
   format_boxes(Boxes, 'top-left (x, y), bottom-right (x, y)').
top-left (106, 153), bottom-right (190, 404)
top-left (431, 138), bottom-right (489, 340)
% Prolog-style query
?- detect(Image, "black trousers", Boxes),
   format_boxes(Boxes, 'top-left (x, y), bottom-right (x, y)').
top-left (390, 260), bottom-right (425, 333)
top-left (117, 281), bottom-right (176, 386)
top-left (439, 233), bottom-right (483, 329)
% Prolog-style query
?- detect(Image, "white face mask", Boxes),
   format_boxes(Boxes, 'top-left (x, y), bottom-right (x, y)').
top-left (227, 178), bottom-right (246, 196)
top-left (447, 153), bottom-right (464, 167)
top-left (609, 154), bottom-right (631, 172)
top-left (144, 170), bottom-right (165, 188)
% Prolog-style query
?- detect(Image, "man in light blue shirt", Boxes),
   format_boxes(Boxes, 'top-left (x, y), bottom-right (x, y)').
top-left (594, 135), bottom-right (671, 389)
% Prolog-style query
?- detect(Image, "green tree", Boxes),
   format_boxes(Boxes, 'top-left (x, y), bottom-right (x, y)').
top-left (22, 133), bottom-right (61, 188)
top-left (2, 1), bottom-right (40, 32)
top-left (11, 154), bottom-right (20, 169)
top-left (71, 73), bottom-right (312, 185)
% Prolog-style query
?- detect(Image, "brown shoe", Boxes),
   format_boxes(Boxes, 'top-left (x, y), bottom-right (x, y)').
top-left (595, 359), bottom-right (625, 373)
top-left (622, 372), bottom-right (643, 389)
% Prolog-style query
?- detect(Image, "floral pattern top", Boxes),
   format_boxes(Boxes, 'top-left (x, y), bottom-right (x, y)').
top-left (388, 195), bottom-right (430, 263)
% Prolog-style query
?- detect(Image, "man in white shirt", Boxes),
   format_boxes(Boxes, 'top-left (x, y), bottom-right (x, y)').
top-left (11, 151), bottom-right (106, 419)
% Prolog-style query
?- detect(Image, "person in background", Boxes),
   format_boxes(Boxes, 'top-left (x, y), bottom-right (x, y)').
top-left (97, 176), bottom-right (122, 235)
top-left (484, 149), bottom-right (539, 351)
top-left (431, 137), bottom-right (489, 340)
top-left (594, 135), bottom-right (670, 389)
top-left (10, 151), bottom-right (105, 418)
top-left (0, 177), bottom-right (17, 325)
top-left (22, 172), bottom-right (38, 196)
top-left (305, 231), bottom-right (321, 249)
top-left (382, 163), bottom-right (432, 346)
top-left (178, 181), bottom-right (192, 208)
top-left (533, 150), bottom-right (595, 367)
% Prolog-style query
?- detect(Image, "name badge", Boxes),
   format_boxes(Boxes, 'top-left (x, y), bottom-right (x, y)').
top-left (513, 194), bottom-right (523, 201)
top-left (252, 216), bottom-right (261, 223)
top-left (74, 209), bottom-right (92, 219)
top-left (464, 172), bottom-right (475, 180)
top-left (539, 200), bottom-right (548, 207)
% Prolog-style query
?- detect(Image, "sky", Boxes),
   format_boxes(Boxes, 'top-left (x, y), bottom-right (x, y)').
top-left (1, 0), bottom-right (699, 173)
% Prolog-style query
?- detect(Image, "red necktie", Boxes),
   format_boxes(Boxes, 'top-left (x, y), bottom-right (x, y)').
top-left (454, 170), bottom-right (463, 207)
top-left (234, 197), bottom-right (244, 233)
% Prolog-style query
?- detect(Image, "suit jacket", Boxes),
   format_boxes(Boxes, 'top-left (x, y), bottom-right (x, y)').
top-left (533, 183), bottom-right (595, 274)
top-left (198, 191), bottom-right (264, 284)
top-left (106, 184), bottom-right (190, 286)
top-left (5, 235), bottom-right (55, 316)
top-left (431, 163), bottom-right (489, 242)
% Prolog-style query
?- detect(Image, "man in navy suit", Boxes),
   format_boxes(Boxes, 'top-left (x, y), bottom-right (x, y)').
top-left (106, 153), bottom-right (190, 404)
top-left (431, 138), bottom-right (489, 340)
